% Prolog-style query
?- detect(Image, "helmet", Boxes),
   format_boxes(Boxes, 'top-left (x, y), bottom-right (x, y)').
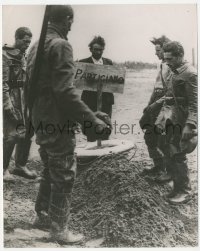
top-left (49, 5), bottom-right (74, 23)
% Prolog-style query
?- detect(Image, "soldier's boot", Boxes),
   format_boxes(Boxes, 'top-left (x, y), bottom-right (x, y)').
top-left (33, 178), bottom-right (51, 230)
top-left (10, 165), bottom-right (37, 179)
top-left (51, 226), bottom-right (84, 244)
top-left (10, 138), bottom-right (37, 179)
top-left (165, 189), bottom-right (178, 199)
top-left (168, 188), bottom-right (192, 204)
top-left (155, 158), bottom-right (172, 183)
top-left (3, 169), bottom-right (15, 182)
top-left (143, 143), bottom-right (165, 175)
top-left (168, 157), bottom-right (192, 204)
top-left (49, 191), bottom-right (84, 244)
top-left (143, 157), bottom-right (165, 176)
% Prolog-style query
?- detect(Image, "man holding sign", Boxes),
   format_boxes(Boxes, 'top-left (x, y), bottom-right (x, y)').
top-left (80, 36), bottom-right (114, 141)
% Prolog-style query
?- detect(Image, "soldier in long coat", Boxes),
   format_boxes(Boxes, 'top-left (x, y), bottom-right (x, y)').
top-left (140, 36), bottom-right (172, 182)
top-left (26, 5), bottom-right (109, 244)
top-left (3, 27), bottom-right (37, 181)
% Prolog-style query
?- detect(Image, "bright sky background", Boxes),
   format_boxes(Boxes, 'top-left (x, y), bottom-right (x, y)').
top-left (2, 4), bottom-right (197, 64)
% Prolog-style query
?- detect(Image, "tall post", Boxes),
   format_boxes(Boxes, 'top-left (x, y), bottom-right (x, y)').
top-left (192, 48), bottom-right (195, 67)
top-left (97, 82), bottom-right (103, 147)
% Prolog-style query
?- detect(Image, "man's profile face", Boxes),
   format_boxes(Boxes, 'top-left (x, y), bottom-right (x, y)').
top-left (15, 35), bottom-right (32, 53)
top-left (155, 44), bottom-right (163, 60)
top-left (164, 52), bottom-right (183, 70)
top-left (90, 43), bottom-right (104, 60)
top-left (64, 15), bottom-right (74, 33)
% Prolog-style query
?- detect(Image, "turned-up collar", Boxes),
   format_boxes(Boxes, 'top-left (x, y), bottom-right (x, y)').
top-left (47, 23), bottom-right (68, 40)
top-left (3, 44), bottom-right (24, 61)
top-left (173, 61), bottom-right (189, 74)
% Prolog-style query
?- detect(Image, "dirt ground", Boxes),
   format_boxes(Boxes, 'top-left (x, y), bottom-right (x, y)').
top-left (3, 69), bottom-right (198, 248)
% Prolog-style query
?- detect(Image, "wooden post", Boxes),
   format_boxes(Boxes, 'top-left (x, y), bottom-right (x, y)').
top-left (192, 48), bottom-right (195, 67)
top-left (97, 82), bottom-right (103, 147)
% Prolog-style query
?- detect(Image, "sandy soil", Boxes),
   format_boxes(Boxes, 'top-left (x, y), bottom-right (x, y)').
top-left (3, 69), bottom-right (198, 248)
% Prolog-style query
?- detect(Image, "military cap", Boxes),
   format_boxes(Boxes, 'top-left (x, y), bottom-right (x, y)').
top-left (49, 5), bottom-right (74, 23)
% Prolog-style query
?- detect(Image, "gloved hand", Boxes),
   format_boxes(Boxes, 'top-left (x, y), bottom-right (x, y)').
top-left (181, 123), bottom-right (196, 141)
top-left (82, 111), bottom-right (112, 141)
top-left (94, 117), bottom-right (108, 133)
top-left (147, 96), bottom-right (165, 111)
top-left (93, 111), bottom-right (112, 140)
top-left (147, 96), bottom-right (174, 113)
top-left (94, 111), bottom-right (112, 129)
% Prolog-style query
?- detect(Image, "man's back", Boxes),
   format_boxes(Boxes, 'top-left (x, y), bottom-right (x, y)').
top-left (27, 24), bottom-right (97, 145)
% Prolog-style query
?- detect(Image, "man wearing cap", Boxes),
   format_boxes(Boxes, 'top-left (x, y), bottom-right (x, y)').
top-left (155, 41), bottom-right (197, 204)
top-left (140, 35), bottom-right (172, 182)
top-left (26, 5), bottom-right (110, 244)
top-left (3, 27), bottom-right (37, 181)
top-left (80, 36), bottom-right (114, 141)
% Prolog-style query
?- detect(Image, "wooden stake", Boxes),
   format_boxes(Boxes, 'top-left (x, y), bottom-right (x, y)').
top-left (97, 81), bottom-right (103, 148)
top-left (192, 48), bottom-right (195, 67)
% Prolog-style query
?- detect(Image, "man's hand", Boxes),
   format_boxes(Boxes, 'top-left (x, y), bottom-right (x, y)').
top-left (94, 111), bottom-right (112, 138)
top-left (145, 96), bottom-right (166, 113)
top-left (82, 111), bottom-right (112, 140)
top-left (155, 96), bottom-right (167, 104)
top-left (94, 117), bottom-right (108, 134)
top-left (181, 123), bottom-right (196, 141)
top-left (94, 111), bottom-right (112, 128)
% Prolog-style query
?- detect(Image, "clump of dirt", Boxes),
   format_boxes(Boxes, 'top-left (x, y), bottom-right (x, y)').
top-left (71, 154), bottom-right (198, 247)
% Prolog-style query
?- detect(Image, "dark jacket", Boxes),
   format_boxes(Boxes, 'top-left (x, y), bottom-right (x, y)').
top-left (80, 56), bottom-right (114, 115)
top-left (155, 62), bottom-right (197, 129)
top-left (26, 24), bottom-right (98, 145)
top-left (3, 45), bottom-right (26, 137)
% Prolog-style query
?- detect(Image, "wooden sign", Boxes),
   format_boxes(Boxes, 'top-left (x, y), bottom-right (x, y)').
top-left (73, 62), bottom-right (126, 94)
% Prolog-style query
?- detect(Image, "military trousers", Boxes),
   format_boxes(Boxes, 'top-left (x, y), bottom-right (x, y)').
top-left (35, 133), bottom-right (77, 230)
top-left (3, 115), bottom-right (32, 171)
top-left (4, 136), bottom-right (32, 170)
top-left (163, 120), bottom-right (190, 192)
top-left (142, 120), bottom-right (166, 172)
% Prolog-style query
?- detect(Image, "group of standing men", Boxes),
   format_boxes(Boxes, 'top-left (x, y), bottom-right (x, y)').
top-left (3, 5), bottom-right (197, 244)
top-left (3, 5), bottom-right (112, 244)
top-left (140, 35), bottom-right (197, 204)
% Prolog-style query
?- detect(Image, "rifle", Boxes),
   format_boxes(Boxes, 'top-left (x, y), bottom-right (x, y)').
top-left (28, 5), bottom-right (51, 111)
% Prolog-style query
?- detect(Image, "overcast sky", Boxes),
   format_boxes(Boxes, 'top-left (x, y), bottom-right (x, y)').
top-left (2, 4), bottom-right (197, 63)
